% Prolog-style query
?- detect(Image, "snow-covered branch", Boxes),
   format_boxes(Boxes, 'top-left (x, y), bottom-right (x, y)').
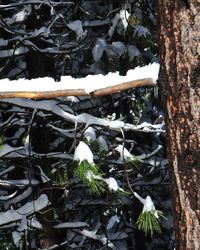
top-left (0, 78), bottom-right (154, 99)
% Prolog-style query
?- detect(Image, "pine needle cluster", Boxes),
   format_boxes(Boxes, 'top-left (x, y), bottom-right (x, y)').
top-left (74, 160), bottom-right (105, 195)
top-left (136, 210), bottom-right (165, 236)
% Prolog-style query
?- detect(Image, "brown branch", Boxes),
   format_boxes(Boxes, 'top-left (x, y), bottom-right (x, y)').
top-left (0, 78), bottom-right (155, 99)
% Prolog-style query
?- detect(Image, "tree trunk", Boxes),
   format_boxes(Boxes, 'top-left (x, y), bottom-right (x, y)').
top-left (157, 1), bottom-right (200, 249)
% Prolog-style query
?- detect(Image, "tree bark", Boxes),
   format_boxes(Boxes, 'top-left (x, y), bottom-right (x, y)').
top-left (157, 1), bottom-right (200, 249)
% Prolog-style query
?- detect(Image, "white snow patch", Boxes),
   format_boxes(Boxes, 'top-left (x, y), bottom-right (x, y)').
top-left (134, 192), bottom-right (158, 217)
top-left (4, 187), bottom-right (32, 209)
top-left (119, 9), bottom-right (130, 30)
top-left (109, 9), bottom-right (130, 38)
top-left (67, 20), bottom-right (87, 40)
top-left (111, 41), bottom-right (127, 56)
top-left (115, 145), bottom-right (132, 162)
top-left (104, 177), bottom-right (119, 191)
top-left (30, 217), bottom-right (43, 229)
top-left (74, 141), bottom-right (94, 164)
top-left (84, 126), bottom-right (96, 142)
top-left (4, 6), bottom-right (31, 25)
top-left (37, 165), bottom-right (50, 183)
top-left (92, 38), bottom-right (107, 62)
top-left (12, 231), bottom-right (22, 247)
top-left (54, 222), bottom-right (87, 228)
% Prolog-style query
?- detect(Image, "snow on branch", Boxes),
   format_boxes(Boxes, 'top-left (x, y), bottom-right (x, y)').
top-left (0, 194), bottom-right (49, 227)
top-left (0, 63), bottom-right (159, 99)
top-left (0, 99), bottom-right (164, 133)
top-left (0, 1), bottom-right (74, 10)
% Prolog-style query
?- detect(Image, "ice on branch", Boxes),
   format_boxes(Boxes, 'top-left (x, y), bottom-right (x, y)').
top-left (74, 141), bottom-right (94, 164)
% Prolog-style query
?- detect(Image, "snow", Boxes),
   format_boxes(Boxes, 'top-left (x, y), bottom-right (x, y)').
top-left (37, 165), bottom-right (50, 183)
top-left (0, 99), bottom-right (164, 133)
top-left (107, 215), bottom-right (120, 230)
top-left (0, 190), bottom-right (17, 201)
top-left (54, 222), bottom-right (87, 229)
top-left (29, 217), bottom-right (42, 229)
top-left (0, 47), bottom-right (29, 58)
top-left (127, 45), bottom-right (141, 61)
top-left (0, 165), bottom-right (15, 177)
top-left (104, 177), bottom-right (119, 191)
top-left (92, 38), bottom-right (107, 62)
top-left (24, 134), bottom-right (30, 155)
top-left (18, 194), bottom-right (49, 215)
top-left (111, 41), bottom-right (127, 56)
top-left (0, 179), bottom-right (39, 186)
top-left (97, 136), bottom-right (108, 152)
top-left (83, 126), bottom-right (96, 142)
top-left (133, 192), bottom-right (158, 217)
top-left (4, 187), bottom-right (32, 209)
top-left (119, 9), bottom-right (130, 30)
top-left (85, 170), bottom-right (94, 181)
top-left (109, 9), bottom-right (130, 38)
top-left (0, 63), bottom-right (159, 94)
top-left (73, 141), bottom-right (94, 164)
top-left (4, 6), bottom-right (31, 25)
top-left (0, 194), bottom-right (49, 228)
top-left (133, 25), bottom-right (150, 38)
top-left (92, 39), bottom-right (131, 62)
top-left (76, 113), bottom-right (125, 130)
top-left (12, 231), bottom-right (22, 247)
top-left (67, 20), bottom-right (87, 40)
top-left (115, 145), bottom-right (132, 162)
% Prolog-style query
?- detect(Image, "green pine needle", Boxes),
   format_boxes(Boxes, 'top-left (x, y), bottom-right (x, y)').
top-left (0, 135), bottom-right (4, 149)
top-left (54, 169), bottom-right (68, 187)
top-left (74, 160), bottom-right (105, 195)
top-left (136, 210), bottom-right (165, 237)
top-left (128, 156), bottom-right (143, 171)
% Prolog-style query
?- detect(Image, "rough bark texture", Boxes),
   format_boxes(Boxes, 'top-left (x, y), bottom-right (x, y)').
top-left (157, 1), bottom-right (200, 249)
